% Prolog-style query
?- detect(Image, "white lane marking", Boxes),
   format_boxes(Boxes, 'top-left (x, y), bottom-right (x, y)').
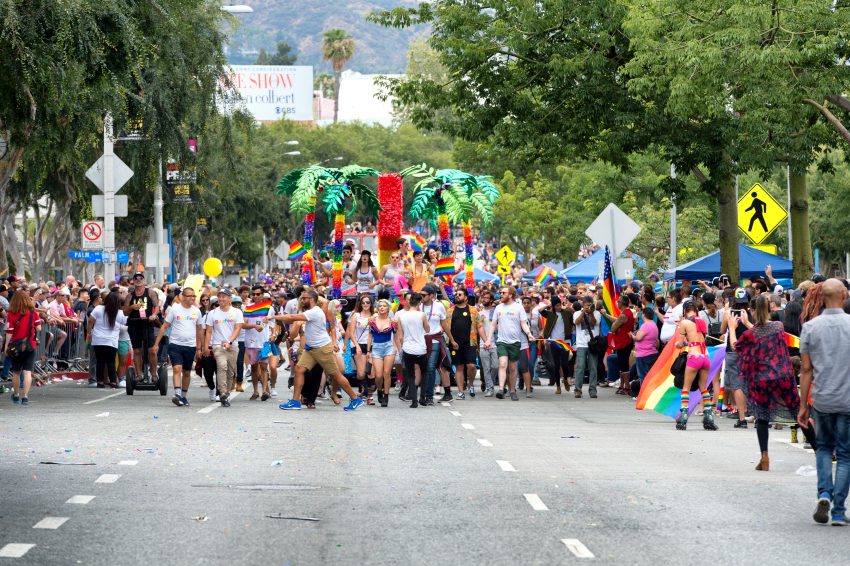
top-left (562, 539), bottom-right (595, 558)
top-left (95, 412), bottom-right (110, 417)
top-left (95, 474), bottom-right (121, 484)
top-left (450, 410), bottom-right (462, 417)
top-left (461, 423), bottom-right (475, 430)
top-left (197, 391), bottom-right (240, 413)
top-left (440, 402), bottom-right (452, 407)
top-left (33, 517), bottom-right (69, 530)
top-left (477, 439), bottom-right (493, 447)
top-left (118, 460), bottom-right (138, 466)
top-left (496, 460), bottom-right (516, 472)
top-left (83, 391), bottom-right (124, 405)
top-left (65, 495), bottom-right (95, 505)
top-left (0, 544), bottom-right (35, 558)
top-left (524, 494), bottom-right (548, 511)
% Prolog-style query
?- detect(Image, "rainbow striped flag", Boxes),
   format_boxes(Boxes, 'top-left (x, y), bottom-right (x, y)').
top-left (784, 332), bottom-right (800, 349)
top-left (288, 241), bottom-right (306, 260)
top-left (244, 299), bottom-right (272, 318)
top-left (636, 340), bottom-right (725, 419)
top-left (601, 246), bottom-right (620, 317)
top-left (535, 266), bottom-right (555, 286)
top-left (406, 233), bottom-right (427, 252)
top-left (546, 339), bottom-right (574, 352)
top-left (434, 257), bottom-right (455, 278)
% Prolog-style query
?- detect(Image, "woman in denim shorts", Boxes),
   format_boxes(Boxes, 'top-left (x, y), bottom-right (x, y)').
top-left (368, 299), bottom-right (397, 407)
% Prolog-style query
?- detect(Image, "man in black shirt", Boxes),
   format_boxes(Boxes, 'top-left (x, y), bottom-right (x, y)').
top-left (123, 272), bottom-right (159, 380)
top-left (447, 288), bottom-right (488, 400)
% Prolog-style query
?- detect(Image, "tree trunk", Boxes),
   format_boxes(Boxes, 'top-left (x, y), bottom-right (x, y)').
top-left (333, 71), bottom-right (341, 123)
top-left (716, 173), bottom-right (740, 282)
top-left (790, 170), bottom-right (814, 281)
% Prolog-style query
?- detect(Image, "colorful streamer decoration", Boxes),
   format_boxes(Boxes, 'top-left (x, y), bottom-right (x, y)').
top-left (436, 190), bottom-right (453, 299)
top-left (301, 194), bottom-right (318, 285)
top-left (462, 220), bottom-right (474, 296)
top-left (331, 212), bottom-right (346, 299)
top-left (377, 173), bottom-right (404, 268)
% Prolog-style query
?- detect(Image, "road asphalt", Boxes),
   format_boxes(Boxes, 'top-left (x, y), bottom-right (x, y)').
top-left (0, 375), bottom-right (844, 565)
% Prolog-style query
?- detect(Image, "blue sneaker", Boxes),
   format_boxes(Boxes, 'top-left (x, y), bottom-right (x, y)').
top-left (832, 515), bottom-right (848, 526)
top-left (814, 493), bottom-right (831, 524)
top-left (172, 395), bottom-right (185, 407)
top-left (279, 399), bottom-right (302, 410)
top-left (20, 397), bottom-right (28, 406)
top-left (180, 396), bottom-right (190, 407)
top-left (343, 397), bottom-right (365, 411)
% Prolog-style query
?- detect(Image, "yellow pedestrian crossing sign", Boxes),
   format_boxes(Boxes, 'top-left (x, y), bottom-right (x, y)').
top-left (496, 245), bottom-right (515, 265)
top-left (496, 264), bottom-right (511, 275)
top-left (737, 183), bottom-right (787, 245)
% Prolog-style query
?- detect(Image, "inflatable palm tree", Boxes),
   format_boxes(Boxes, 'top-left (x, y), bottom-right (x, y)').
top-left (457, 175), bottom-right (500, 296)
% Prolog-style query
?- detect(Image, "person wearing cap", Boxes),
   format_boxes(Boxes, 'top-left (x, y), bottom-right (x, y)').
top-left (202, 288), bottom-right (243, 407)
top-left (721, 287), bottom-right (753, 428)
top-left (123, 272), bottom-right (160, 381)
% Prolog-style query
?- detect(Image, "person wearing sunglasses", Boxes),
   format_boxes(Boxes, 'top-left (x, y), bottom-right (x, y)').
top-left (198, 293), bottom-right (219, 401)
top-left (153, 287), bottom-right (203, 407)
top-left (346, 294), bottom-right (375, 404)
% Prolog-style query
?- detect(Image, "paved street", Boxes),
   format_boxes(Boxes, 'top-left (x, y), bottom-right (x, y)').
top-left (0, 375), bottom-right (842, 565)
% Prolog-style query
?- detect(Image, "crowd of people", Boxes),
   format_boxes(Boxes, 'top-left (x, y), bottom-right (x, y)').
top-left (0, 238), bottom-right (848, 526)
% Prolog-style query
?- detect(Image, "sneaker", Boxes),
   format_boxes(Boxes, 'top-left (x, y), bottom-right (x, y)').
top-left (832, 515), bottom-right (848, 526)
top-left (589, 392), bottom-right (597, 398)
top-left (510, 391), bottom-right (518, 401)
top-left (456, 392), bottom-right (466, 400)
top-left (118, 379), bottom-right (126, 388)
top-left (180, 396), bottom-right (190, 407)
top-left (575, 390), bottom-right (582, 398)
top-left (440, 392), bottom-right (453, 403)
top-left (88, 381), bottom-right (98, 388)
top-left (209, 389), bottom-right (216, 402)
top-left (380, 394), bottom-right (388, 407)
top-left (11, 394), bottom-right (20, 404)
top-left (814, 494), bottom-right (831, 524)
top-left (426, 397), bottom-right (436, 406)
top-left (220, 398), bottom-right (231, 407)
top-left (495, 390), bottom-right (504, 399)
top-left (21, 397), bottom-right (29, 405)
top-left (279, 399), bottom-right (302, 411)
top-left (344, 397), bottom-right (365, 411)
top-left (526, 391), bottom-right (533, 398)
top-left (271, 388), bottom-right (278, 397)
top-left (734, 420), bottom-right (748, 429)
top-left (172, 395), bottom-right (185, 407)
top-left (484, 388), bottom-right (494, 397)
top-left (214, 394), bottom-right (220, 402)
top-left (468, 386), bottom-right (476, 398)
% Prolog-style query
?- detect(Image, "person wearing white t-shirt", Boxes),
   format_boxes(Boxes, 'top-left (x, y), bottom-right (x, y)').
top-left (660, 289), bottom-right (684, 344)
top-left (573, 296), bottom-right (602, 398)
top-left (202, 289), bottom-right (244, 407)
top-left (275, 288), bottom-right (364, 412)
top-left (489, 286), bottom-right (534, 401)
top-left (154, 287), bottom-right (202, 407)
top-left (395, 292), bottom-right (430, 408)
top-left (419, 284), bottom-right (456, 405)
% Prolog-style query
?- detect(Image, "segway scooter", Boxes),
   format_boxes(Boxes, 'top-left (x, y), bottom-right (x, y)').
top-left (125, 319), bottom-right (168, 396)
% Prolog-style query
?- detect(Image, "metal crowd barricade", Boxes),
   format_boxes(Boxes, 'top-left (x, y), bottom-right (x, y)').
top-left (33, 320), bottom-right (88, 377)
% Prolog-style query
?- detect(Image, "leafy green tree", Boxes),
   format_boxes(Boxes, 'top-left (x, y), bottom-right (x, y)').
top-left (255, 41), bottom-right (297, 65)
top-left (321, 28), bottom-right (356, 123)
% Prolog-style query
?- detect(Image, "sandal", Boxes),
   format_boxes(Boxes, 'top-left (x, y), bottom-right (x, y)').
top-left (250, 392), bottom-right (259, 400)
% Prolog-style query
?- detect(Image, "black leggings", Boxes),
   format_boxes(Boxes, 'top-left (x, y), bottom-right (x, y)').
top-left (93, 345), bottom-right (117, 385)
top-left (201, 354), bottom-right (217, 392)
top-left (403, 352), bottom-right (428, 397)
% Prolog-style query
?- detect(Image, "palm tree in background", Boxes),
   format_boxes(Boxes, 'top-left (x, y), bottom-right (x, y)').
top-left (321, 28), bottom-right (355, 123)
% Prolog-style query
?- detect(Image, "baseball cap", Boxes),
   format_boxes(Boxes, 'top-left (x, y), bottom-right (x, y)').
top-left (811, 273), bottom-right (826, 284)
top-left (133, 272), bottom-right (145, 279)
top-left (773, 284), bottom-right (784, 294)
top-left (232, 295), bottom-right (243, 304)
top-left (421, 284), bottom-right (439, 295)
top-left (217, 288), bottom-right (232, 297)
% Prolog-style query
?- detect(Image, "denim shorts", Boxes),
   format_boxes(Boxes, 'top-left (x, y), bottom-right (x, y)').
top-left (371, 341), bottom-right (396, 359)
top-left (168, 344), bottom-right (196, 368)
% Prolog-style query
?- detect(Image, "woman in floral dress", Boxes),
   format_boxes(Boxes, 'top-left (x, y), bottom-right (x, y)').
top-left (730, 294), bottom-right (801, 472)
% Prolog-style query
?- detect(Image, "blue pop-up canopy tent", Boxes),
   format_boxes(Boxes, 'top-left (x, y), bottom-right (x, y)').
top-left (663, 244), bottom-right (793, 282)
top-left (455, 267), bottom-right (500, 284)
top-left (522, 262), bottom-right (566, 282)
top-left (559, 249), bottom-right (605, 283)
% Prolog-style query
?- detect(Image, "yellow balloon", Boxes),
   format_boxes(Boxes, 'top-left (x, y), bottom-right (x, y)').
top-left (203, 257), bottom-right (223, 278)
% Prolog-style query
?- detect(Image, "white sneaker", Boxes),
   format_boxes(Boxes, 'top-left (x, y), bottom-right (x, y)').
top-left (214, 394), bottom-right (221, 402)
top-left (271, 388), bottom-right (278, 397)
top-left (209, 389), bottom-right (216, 402)
top-left (484, 388), bottom-right (494, 397)
top-left (118, 379), bottom-right (126, 388)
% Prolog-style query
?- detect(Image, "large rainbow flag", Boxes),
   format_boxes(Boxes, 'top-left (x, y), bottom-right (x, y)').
top-left (635, 339), bottom-right (725, 419)
top-left (244, 299), bottom-right (272, 318)
top-left (601, 246), bottom-right (620, 317)
top-left (288, 241), bottom-right (306, 260)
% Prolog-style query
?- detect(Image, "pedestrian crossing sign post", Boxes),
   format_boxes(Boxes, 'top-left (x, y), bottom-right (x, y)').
top-left (496, 245), bottom-right (515, 266)
top-left (737, 183), bottom-right (787, 245)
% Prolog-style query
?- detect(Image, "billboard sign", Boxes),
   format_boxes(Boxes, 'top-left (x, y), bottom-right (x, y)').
top-left (222, 65), bottom-right (313, 121)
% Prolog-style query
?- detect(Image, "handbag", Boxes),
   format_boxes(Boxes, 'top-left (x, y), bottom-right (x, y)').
top-left (671, 350), bottom-right (700, 391)
top-left (585, 314), bottom-right (607, 357)
top-left (8, 310), bottom-right (35, 358)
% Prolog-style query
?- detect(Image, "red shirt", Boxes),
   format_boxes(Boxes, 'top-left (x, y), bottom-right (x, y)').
top-left (6, 310), bottom-right (43, 350)
top-left (609, 308), bottom-right (635, 350)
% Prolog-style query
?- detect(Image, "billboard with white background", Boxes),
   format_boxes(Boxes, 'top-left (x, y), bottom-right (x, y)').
top-left (222, 65), bottom-right (313, 121)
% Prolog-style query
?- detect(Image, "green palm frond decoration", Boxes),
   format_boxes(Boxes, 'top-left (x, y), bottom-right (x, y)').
top-left (442, 184), bottom-right (472, 224)
top-left (275, 165), bottom-right (340, 214)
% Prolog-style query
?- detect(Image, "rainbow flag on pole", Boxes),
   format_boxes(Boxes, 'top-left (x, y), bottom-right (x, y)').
top-left (635, 340), bottom-right (725, 419)
top-left (434, 257), bottom-right (455, 278)
top-left (288, 241), bottom-right (306, 260)
top-left (546, 339), bottom-right (574, 352)
top-left (405, 233), bottom-right (427, 252)
top-left (244, 299), bottom-right (272, 318)
top-left (601, 246), bottom-right (620, 317)
top-left (535, 266), bottom-right (556, 286)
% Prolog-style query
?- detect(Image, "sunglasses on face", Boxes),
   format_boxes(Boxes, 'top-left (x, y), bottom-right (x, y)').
top-left (252, 292), bottom-right (262, 296)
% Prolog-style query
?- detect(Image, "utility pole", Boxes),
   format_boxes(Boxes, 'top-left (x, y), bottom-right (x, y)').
top-left (103, 113), bottom-right (116, 281)
top-left (669, 164), bottom-right (677, 270)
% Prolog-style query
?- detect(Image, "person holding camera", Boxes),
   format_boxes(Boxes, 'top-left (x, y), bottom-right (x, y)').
top-left (573, 296), bottom-right (602, 398)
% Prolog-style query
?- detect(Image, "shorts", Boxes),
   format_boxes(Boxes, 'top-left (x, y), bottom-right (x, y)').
top-left (168, 344), bottom-right (197, 368)
top-left (245, 347), bottom-right (261, 366)
top-left (724, 351), bottom-right (744, 391)
top-left (357, 343), bottom-right (369, 355)
top-left (452, 342), bottom-right (478, 366)
top-left (128, 324), bottom-right (156, 350)
top-left (259, 342), bottom-right (279, 361)
top-left (117, 340), bottom-right (130, 356)
top-left (10, 349), bottom-right (36, 373)
top-left (686, 353), bottom-right (711, 371)
top-left (496, 341), bottom-right (521, 362)
top-left (371, 341), bottom-right (396, 359)
top-left (297, 343), bottom-right (342, 375)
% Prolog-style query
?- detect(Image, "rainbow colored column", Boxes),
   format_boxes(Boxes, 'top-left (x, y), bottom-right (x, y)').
top-left (331, 212), bottom-right (346, 299)
top-left (436, 190), bottom-right (453, 299)
top-left (301, 195), bottom-right (317, 285)
top-left (462, 220), bottom-right (474, 296)
top-left (377, 173), bottom-right (403, 268)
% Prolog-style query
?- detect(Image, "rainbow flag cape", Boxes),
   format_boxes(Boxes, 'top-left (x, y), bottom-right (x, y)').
top-left (784, 332), bottom-right (800, 349)
top-left (244, 299), bottom-right (272, 318)
top-left (434, 257), bottom-right (455, 278)
top-left (601, 246), bottom-right (620, 317)
top-left (288, 241), bottom-right (306, 260)
top-left (546, 339), bottom-right (574, 352)
top-left (406, 233), bottom-right (427, 252)
top-left (535, 266), bottom-right (555, 286)
top-left (635, 340), bottom-right (725, 419)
